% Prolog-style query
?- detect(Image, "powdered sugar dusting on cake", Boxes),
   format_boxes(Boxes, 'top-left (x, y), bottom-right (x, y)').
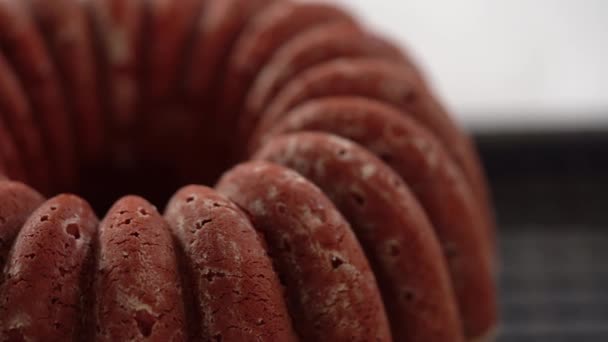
top-left (360, 164), bottom-right (376, 180)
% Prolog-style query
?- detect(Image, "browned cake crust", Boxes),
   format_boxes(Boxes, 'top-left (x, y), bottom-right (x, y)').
top-left (0, 1), bottom-right (497, 341)
top-left (88, 0), bottom-right (146, 156)
top-left (27, 0), bottom-right (106, 166)
top-left (263, 97), bottom-right (498, 339)
top-left (0, 180), bottom-right (44, 276)
top-left (0, 144), bottom-right (5, 178)
top-left (0, 194), bottom-right (98, 340)
top-left (134, 0), bottom-right (208, 186)
top-left (94, 196), bottom-right (186, 341)
top-left (240, 21), bottom-right (406, 148)
top-left (186, 0), bottom-right (277, 103)
top-left (217, 161), bottom-right (392, 341)
top-left (0, 117), bottom-right (25, 183)
top-left (0, 0), bottom-right (77, 192)
top-left (0, 52), bottom-right (50, 192)
top-left (162, 0), bottom-right (279, 185)
top-left (165, 185), bottom-right (297, 341)
top-left (251, 57), bottom-right (496, 253)
top-left (144, 0), bottom-right (204, 101)
top-left (255, 132), bottom-right (465, 341)
top-left (217, 1), bottom-right (355, 137)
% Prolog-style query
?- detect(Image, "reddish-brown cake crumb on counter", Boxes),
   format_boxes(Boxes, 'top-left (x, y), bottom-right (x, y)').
top-left (95, 196), bottom-right (186, 341)
top-left (165, 185), bottom-right (298, 341)
top-left (255, 132), bottom-right (466, 342)
top-left (0, 0), bottom-right (77, 192)
top-left (0, 194), bottom-right (98, 341)
top-left (26, 0), bottom-right (106, 166)
top-left (0, 181), bottom-right (44, 276)
top-left (217, 161), bottom-right (393, 342)
top-left (0, 51), bottom-right (50, 193)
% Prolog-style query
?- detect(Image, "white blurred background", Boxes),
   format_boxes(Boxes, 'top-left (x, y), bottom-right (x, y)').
top-left (328, 0), bottom-right (608, 132)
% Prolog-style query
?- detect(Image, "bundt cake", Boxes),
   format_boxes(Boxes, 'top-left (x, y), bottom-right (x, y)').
top-left (0, 0), bottom-right (498, 341)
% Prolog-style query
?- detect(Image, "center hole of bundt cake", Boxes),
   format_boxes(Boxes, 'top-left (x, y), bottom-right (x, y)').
top-left (76, 136), bottom-right (236, 215)
top-left (78, 160), bottom-right (179, 215)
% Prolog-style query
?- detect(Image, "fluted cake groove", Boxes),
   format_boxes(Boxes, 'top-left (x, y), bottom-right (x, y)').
top-left (0, 0), bottom-right (497, 341)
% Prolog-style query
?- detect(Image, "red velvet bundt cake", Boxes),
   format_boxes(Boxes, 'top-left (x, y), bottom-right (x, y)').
top-left (0, 0), bottom-right (498, 341)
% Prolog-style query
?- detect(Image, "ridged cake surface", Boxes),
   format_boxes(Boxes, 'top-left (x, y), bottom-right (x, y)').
top-left (0, 0), bottom-right (497, 341)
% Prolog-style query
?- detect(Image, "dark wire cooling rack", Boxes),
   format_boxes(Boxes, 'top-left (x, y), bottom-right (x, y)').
top-left (477, 130), bottom-right (608, 342)
top-left (497, 227), bottom-right (608, 341)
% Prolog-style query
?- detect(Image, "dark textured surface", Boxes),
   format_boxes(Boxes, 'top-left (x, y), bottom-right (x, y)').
top-left (497, 227), bottom-right (608, 342)
top-left (477, 130), bottom-right (608, 341)
top-left (476, 130), bottom-right (608, 227)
